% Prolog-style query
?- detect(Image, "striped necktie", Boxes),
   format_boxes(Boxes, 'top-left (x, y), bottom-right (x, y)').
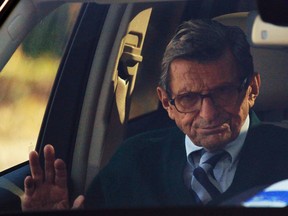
top-left (191, 150), bottom-right (227, 204)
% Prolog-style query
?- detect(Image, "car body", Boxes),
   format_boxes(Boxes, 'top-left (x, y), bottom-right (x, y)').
top-left (0, 0), bottom-right (287, 215)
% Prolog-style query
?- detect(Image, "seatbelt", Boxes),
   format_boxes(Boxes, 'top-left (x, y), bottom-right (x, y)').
top-left (0, 177), bottom-right (24, 198)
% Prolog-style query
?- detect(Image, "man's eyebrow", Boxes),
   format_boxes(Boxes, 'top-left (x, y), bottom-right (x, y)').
top-left (175, 88), bottom-right (196, 95)
top-left (176, 81), bottom-right (237, 95)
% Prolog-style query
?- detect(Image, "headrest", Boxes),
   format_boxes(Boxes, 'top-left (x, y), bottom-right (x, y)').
top-left (214, 12), bottom-right (288, 111)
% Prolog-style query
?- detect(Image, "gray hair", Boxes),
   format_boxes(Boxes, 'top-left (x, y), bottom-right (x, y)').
top-left (159, 19), bottom-right (254, 94)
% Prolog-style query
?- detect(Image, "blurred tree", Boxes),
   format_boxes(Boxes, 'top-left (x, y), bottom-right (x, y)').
top-left (22, 4), bottom-right (70, 58)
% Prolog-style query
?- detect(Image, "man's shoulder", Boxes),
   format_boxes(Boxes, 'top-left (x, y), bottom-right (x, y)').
top-left (107, 127), bottom-right (183, 161)
top-left (125, 126), bottom-right (183, 143)
top-left (103, 126), bottom-right (185, 172)
top-left (250, 121), bottom-right (288, 138)
top-left (121, 126), bottom-right (184, 153)
top-left (246, 121), bottom-right (288, 151)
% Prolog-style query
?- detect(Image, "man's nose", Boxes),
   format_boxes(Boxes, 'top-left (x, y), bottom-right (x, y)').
top-left (199, 96), bottom-right (218, 121)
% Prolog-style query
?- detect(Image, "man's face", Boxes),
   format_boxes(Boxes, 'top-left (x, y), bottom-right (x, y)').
top-left (157, 50), bottom-right (260, 152)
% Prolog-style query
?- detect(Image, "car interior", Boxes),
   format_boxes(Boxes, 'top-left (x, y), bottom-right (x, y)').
top-left (0, 0), bottom-right (287, 215)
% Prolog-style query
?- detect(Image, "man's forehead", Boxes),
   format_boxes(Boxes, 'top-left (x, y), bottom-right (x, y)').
top-left (169, 48), bottom-right (240, 78)
top-left (169, 58), bottom-right (240, 93)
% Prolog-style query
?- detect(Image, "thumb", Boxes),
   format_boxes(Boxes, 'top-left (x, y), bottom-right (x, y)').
top-left (72, 195), bottom-right (85, 209)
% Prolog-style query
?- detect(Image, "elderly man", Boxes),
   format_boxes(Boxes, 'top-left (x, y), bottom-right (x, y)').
top-left (21, 19), bottom-right (288, 210)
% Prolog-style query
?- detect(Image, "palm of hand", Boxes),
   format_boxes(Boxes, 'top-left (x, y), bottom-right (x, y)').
top-left (22, 180), bottom-right (69, 211)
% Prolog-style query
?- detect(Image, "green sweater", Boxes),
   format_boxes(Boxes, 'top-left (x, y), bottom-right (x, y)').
top-left (85, 112), bottom-right (288, 209)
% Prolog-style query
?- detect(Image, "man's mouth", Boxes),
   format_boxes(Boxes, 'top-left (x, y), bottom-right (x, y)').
top-left (197, 124), bottom-right (229, 135)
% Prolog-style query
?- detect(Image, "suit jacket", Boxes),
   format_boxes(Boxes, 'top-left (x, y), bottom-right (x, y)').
top-left (85, 112), bottom-right (288, 209)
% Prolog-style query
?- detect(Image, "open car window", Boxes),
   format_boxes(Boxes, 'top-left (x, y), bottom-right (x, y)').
top-left (0, 3), bottom-right (82, 172)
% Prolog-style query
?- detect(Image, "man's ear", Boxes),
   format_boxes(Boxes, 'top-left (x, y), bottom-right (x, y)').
top-left (248, 72), bottom-right (261, 108)
top-left (157, 87), bottom-right (175, 120)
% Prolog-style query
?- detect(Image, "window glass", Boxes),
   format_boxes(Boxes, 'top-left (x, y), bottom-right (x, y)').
top-left (0, 3), bottom-right (82, 172)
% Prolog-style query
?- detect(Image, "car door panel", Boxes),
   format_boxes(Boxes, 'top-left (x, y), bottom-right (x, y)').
top-left (72, 3), bottom-right (153, 195)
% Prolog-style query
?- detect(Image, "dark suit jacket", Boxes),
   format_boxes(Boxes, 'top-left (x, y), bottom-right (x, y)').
top-left (85, 112), bottom-right (288, 209)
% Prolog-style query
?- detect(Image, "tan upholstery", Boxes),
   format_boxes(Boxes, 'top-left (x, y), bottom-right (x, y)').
top-left (215, 12), bottom-right (288, 121)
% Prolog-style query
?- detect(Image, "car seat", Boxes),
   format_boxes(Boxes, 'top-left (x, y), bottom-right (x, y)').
top-left (215, 12), bottom-right (288, 122)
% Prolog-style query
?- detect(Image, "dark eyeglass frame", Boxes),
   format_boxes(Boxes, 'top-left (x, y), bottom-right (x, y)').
top-left (168, 76), bottom-right (250, 113)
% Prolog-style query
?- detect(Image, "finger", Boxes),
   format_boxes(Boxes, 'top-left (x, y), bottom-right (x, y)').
top-left (72, 195), bottom-right (85, 209)
top-left (44, 144), bottom-right (56, 183)
top-left (29, 150), bottom-right (43, 186)
top-left (23, 176), bottom-right (35, 197)
top-left (56, 200), bottom-right (70, 210)
top-left (54, 158), bottom-right (67, 188)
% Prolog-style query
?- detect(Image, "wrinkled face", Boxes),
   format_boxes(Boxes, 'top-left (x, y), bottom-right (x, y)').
top-left (157, 50), bottom-right (260, 152)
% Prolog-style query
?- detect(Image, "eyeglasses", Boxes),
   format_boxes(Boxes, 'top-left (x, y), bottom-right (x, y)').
top-left (169, 77), bottom-right (250, 113)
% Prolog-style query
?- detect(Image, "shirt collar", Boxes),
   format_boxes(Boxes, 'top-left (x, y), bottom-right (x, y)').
top-left (185, 115), bottom-right (250, 164)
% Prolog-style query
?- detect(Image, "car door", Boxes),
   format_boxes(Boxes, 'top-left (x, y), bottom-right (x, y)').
top-left (0, 0), bottom-right (155, 212)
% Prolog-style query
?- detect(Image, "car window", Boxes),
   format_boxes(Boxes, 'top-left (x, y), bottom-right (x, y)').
top-left (0, 3), bottom-right (82, 172)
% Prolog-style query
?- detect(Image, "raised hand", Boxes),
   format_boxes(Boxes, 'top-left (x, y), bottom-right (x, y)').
top-left (21, 144), bottom-right (84, 211)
